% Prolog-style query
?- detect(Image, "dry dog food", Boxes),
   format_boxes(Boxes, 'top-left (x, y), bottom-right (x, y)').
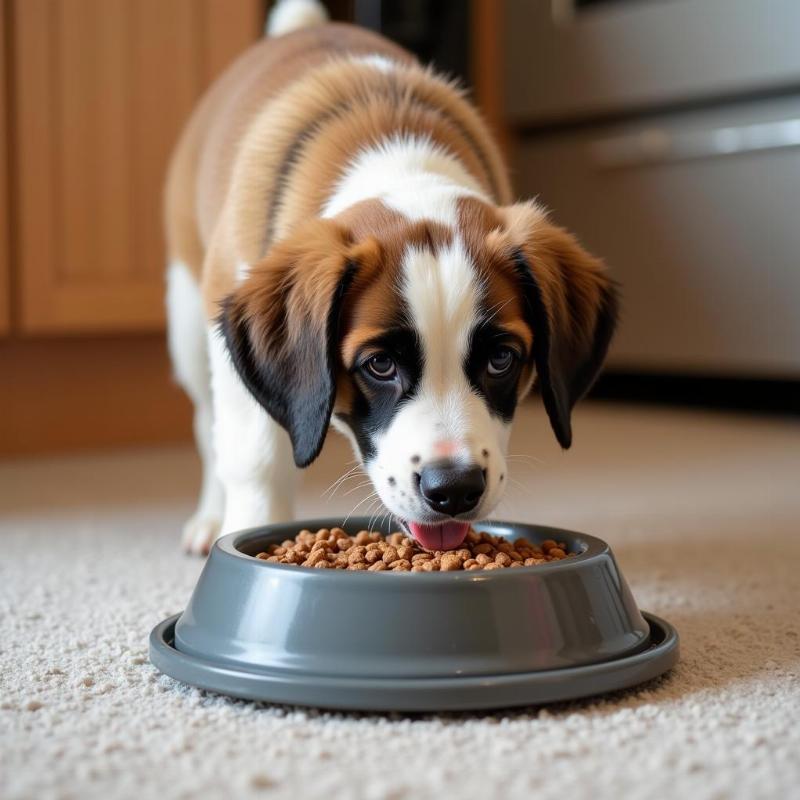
top-left (255, 528), bottom-right (573, 572)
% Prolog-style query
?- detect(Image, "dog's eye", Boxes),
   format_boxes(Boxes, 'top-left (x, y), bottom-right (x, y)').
top-left (487, 346), bottom-right (515, 377)
top-left (365, 353), bottom-right (397, 380)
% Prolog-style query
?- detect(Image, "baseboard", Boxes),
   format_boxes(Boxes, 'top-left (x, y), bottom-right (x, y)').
top-left (588, 370), bottom-right (800, 416)
top-left (0, 335), bottom-right (193, 457)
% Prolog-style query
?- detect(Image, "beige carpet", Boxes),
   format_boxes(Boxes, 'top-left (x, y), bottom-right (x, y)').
top-left (1, 401), bottom-right (798, 800)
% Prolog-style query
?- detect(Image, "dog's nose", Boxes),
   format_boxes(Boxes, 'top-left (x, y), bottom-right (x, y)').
top-left (418, 462), bottom-right (485, 516)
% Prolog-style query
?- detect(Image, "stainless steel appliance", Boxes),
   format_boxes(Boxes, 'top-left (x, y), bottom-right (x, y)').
top-left (506, 0), bottom-right (800, 377)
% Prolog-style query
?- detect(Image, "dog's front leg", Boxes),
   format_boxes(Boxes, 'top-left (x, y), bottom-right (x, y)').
top-left (207, 328), bottom-right (295, 544)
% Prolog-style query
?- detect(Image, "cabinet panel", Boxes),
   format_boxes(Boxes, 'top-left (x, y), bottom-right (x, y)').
top-left (13, 0), bottom-right (263, 334)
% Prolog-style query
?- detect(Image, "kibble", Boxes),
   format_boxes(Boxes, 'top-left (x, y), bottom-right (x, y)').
top-left (254, 528), bottom-right (574, 572)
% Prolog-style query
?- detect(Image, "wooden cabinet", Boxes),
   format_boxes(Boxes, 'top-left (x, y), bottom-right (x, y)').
top-left (0, 1), bottom-right (263, 455)
top-left (10, 0), bottom-right (263, 334)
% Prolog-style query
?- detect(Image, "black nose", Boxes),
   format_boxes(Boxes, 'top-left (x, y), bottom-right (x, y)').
top-left (418, 462), bottom-right (486, 516)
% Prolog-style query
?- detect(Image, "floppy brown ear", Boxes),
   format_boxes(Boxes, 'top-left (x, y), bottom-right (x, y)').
top-left (502, 203), bottom-right (619, 449)
top-left (218, 220), bottom-right (370, 468)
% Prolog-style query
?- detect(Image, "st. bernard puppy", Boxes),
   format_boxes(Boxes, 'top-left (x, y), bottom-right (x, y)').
top-left (165, 0), bottom-right (618, 554)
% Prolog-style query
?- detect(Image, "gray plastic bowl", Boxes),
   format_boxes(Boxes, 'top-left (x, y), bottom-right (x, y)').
top-left (150, 517), bottom-right (678, 710)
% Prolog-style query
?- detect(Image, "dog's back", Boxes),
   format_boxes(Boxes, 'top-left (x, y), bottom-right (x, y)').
top-left (166, 13), bottom-right (412, 289)
top-left (165, 4), bottom-right (510, 314)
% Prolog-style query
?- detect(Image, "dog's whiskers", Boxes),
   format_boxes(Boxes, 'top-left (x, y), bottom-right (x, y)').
top-left (320, 467), bottom-right (356, 497)
top-left (342, 492), bottom-right (380, 527)
top-left (340, 480), bottom-right (376, 499)
top-left (367, 504), bottom-right (386, 533)
top-left (504, 479), bottom-right (528, 504)
top-left (364, 498), bottom-right (388, 532)
top-left (378, 508), bottom-right (396, 535)
top-left (321, 462), bottom-right (363, 499)
top-left (506, 475), bottom-right (526, 491)
top-left (505, 453), bottom-right (544, 466)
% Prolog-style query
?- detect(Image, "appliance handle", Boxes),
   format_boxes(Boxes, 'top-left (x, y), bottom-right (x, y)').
top-left (589, 118), bottom-right (800, 169)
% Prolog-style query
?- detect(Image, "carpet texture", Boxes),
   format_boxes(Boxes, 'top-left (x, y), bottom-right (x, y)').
top-left (1, 402), bottom-right (798, 800)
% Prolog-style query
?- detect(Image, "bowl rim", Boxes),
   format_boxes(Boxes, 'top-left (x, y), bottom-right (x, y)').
top-left (214, 517), bottom-right (611, 584)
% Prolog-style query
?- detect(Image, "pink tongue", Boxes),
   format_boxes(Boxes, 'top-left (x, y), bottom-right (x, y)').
top-left (408, 521), bottom-right (471, 551)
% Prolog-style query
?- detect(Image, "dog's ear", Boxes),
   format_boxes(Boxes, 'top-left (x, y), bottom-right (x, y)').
top-left (219, 220), bottom-right (373, 468)
top-left (500, 203), bottom-right (619, 449)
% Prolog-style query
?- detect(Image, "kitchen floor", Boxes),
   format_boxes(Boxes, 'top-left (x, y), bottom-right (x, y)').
top-left (1, 400), bottom-right (798, 800)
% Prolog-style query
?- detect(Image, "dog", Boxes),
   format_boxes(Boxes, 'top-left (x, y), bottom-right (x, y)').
top-left (165, 0), bottom-right (618, 555)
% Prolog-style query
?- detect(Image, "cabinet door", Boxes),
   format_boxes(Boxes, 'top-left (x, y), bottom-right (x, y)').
top-left (13, 0), bottom-right (263, 334)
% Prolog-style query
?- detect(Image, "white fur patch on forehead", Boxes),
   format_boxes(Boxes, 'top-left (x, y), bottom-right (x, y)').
top-left (401, 238), bottom-right (480, 376)
top-left (322, 135), bottom-right (490, 224)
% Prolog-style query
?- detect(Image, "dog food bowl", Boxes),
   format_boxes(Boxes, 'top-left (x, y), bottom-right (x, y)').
top-left (150, 517), bottom-right (678, 711)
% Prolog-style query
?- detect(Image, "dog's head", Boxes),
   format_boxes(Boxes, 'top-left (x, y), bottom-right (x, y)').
top-left (220, 197), bottom-right (617, 549)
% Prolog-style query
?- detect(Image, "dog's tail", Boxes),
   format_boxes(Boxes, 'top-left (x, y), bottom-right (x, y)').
top-left (267, 0), bottom-right (329, 37)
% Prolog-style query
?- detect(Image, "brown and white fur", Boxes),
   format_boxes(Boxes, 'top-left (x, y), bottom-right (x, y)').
top-left (165, 0), bottom-right (618, 555)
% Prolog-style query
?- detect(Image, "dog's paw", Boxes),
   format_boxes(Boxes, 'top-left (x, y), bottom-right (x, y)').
top-left (181, 514), bottom-right (222, 556)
